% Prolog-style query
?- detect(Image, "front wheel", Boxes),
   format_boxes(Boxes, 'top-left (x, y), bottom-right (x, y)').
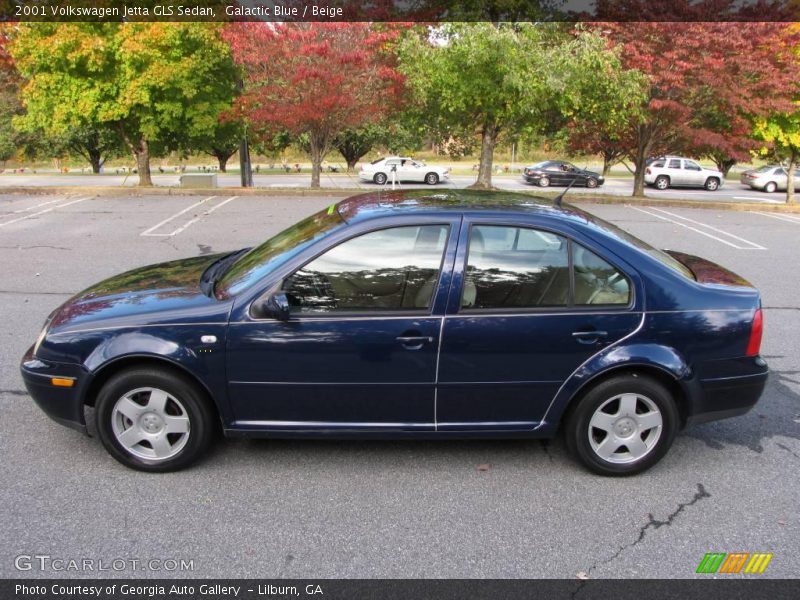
top-left (95, 367), bottom-right (215, 472)
top-left (425, 172), bottom-right (439, 185)
top-left (704, 177), bottom-right (720, 191)
top-left (538, 176), bottom-right (550, 187)
top-left (564, 374), bottom-right (678, 476)
top-left (586, 177), bottom-right (598, 189)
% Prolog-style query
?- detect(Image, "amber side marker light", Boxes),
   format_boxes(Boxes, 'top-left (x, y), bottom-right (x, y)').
top-left (51, 378), bottom-right (75, 387)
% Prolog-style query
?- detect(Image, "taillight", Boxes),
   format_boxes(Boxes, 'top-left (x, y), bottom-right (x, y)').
top-left (646, 167), bottom-right (651, 174)
top-left (746, 308), bottom-right (763, 356)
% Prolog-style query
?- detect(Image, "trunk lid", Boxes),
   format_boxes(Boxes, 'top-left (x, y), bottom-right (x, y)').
top-left (665, 250), bottom-right (755, 288)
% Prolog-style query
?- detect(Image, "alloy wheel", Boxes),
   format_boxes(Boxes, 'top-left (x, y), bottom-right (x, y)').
top-left (587, 393), bottom-right (663, 464)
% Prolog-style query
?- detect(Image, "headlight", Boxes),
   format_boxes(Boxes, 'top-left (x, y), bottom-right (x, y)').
top-left (33, 322), bottom-right (49, 356)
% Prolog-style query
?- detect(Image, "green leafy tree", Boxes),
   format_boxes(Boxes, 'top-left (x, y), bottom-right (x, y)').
top-left (11, 23), bottom-right (238, 186)
top-left (754, 112), bottom-right (800, 204)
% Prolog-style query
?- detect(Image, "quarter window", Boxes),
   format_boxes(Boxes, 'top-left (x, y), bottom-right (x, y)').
top-left (572, 244), bottom-right (630, 305)
top-left (283, 225), bottom-right (448, 314)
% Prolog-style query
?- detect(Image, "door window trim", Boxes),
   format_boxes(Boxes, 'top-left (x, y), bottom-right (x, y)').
top-left (248, 222), bottom-right (454, 321)
top-left (456, 223), bottom-right (635, 316)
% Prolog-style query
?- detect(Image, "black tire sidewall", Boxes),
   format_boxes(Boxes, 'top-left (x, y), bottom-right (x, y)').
top-left (565, 374), bottom-right (678, 476)
top-left (539, 177), bottom-right (550, 187)
top-left (705, 178), bottom-right (719, 191)
top-left (374, 173), bottom-right (387, 185)
top-left (587, 178), bottom-right (598, 188)
top-left (656, 176), bottom-right (669, 189)
top-left (425, 173), bottom-right (439, 185)
top-left (765, 182), bottom-right (776, 193)
top-left (95, 368), bottom-right (214, 472)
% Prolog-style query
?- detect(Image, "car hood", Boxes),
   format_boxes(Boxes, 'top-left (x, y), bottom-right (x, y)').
top-left (48, 253), bottom-right (232, 333)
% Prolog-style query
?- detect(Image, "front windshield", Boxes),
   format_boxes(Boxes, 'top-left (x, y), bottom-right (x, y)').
top-left (215, 207), bottom-right (345, 299)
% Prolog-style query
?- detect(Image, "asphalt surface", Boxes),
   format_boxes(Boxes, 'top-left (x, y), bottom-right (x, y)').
top-left (0, 192), bottom-right (798, 580)
top-left (0, 171), bottom-right (788, 204)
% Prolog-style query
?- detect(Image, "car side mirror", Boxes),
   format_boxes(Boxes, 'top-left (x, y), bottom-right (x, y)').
top-left (260, 292), bottom-right (290, 321)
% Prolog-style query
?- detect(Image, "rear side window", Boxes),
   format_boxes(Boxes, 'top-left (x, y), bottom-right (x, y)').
top-left (462, 226), bottom-right (570, 309)
top-left (668, 159), bottom-right (682, 169)
top-left (461, 226), bottom-right (631, 310)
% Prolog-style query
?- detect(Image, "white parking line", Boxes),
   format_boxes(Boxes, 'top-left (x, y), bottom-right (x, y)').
top-left (0, 196), bottom-right (91, 228)
top-left (750, 211), bottom-right (800, 224)
top-left (141, 196), bottom-right (237, 237)
top-left (627, 205), bottom-right (767, 250)
top-left (734, 196), bottom-right (783, 204)
top-left (0, 197), bottom-right (65, 219)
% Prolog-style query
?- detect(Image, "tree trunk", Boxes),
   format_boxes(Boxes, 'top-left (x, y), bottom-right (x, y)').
top-left (631, 124), bottom-right (653, 197)
top-left (88, 149), bottom-right (103, 174)
top-left (786, 153), bottom-right (797, 205)
top-left (471, 121), bottom-right (499, 190)
top-left (134, 138), bottom-right (152, 187)
top-left (217, 155), bottom-right (228, 173)
top-left (308, 131), bottom-right (329, 189)
top-left (602, 156), bottom-right (611, 178)
top-left (346, 158), bottom-right (358, 171)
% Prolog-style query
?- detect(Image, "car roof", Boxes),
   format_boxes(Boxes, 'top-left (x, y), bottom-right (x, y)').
top-left (334, 189), bottom-right (587, 224)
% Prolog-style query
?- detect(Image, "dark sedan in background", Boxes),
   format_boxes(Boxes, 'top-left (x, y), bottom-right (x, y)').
top-left (523, 160), bottom-right (605, 188)
top-left (21, 190), bottom-right (766, 475)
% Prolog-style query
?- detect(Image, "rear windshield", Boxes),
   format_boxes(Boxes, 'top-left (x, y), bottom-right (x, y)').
top-left (581, 212), bottom-right (695, 279)
top-left (370, 157), bottom-right (386, 165)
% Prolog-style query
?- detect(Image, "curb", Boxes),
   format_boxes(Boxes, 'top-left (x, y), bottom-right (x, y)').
top-left (1, 185), bottom-right (799, 212)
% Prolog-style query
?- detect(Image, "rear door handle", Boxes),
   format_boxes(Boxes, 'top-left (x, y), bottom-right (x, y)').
top-left (572, 330), bottom-right (608, 344)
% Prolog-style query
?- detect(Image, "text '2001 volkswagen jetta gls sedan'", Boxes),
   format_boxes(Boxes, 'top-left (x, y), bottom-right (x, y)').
top-left (21, 191), bottom-right (767, 475)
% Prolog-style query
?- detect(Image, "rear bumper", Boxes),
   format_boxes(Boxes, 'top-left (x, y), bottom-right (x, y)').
top-left (20, 345), bottom-right (88, 435)
top-left (687, 359), bottom-right (768, 425)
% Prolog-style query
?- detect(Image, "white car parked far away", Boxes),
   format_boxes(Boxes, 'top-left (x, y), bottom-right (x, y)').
top-left (645, 156), bottom-right (725, 191)
top-left (359, 157), bottom-right (449, 185)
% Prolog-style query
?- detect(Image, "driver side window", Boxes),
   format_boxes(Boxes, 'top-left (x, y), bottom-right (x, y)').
top-left (283, 225), bottom-right (449, 314)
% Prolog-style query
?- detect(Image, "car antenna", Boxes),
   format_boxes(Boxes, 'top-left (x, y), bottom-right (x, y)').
top-left (553, 164), bottom-right (587, 208)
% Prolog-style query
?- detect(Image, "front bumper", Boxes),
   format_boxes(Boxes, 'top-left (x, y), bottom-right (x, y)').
top-left (20, 345), bottom-right (88, 435)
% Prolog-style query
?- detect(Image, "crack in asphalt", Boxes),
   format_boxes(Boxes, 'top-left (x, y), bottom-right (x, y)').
top-left (540, 439), bottom-right (555, 463)
top-left (776, 443), bottom-right (800, 461)
top-left (572, 483), bottom-right (710, 598)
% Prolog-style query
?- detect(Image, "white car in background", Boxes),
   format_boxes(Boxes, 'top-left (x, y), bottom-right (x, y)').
top-left (740, 165), bottom-right (800, 193)
top-left (359, 157), bottom-right (449, 185)
top-left (644, 156), bottom-right (725, 191)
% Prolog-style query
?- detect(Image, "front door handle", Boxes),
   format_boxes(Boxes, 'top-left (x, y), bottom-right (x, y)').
top-left (396, 335), bottom-right (434, 350)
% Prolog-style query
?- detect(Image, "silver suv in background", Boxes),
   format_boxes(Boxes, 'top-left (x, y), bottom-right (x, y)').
top-left (644, 157), bottom-right (725, 191)
top-left (740, 165), bottom-right (800, 193)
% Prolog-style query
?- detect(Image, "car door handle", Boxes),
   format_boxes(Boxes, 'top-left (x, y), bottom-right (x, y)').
top-left (572, 330), bottom-right (608, 344)
top-left (396, 336), bottom-right (434, 344)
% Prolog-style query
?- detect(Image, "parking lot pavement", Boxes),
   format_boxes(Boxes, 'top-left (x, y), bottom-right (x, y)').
top-left (0, 172), bottom-right (788, 203)
top-left (0, 192), bottom-right (798, 579)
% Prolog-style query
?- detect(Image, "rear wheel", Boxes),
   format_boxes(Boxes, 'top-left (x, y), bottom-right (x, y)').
top-left (764, 181), bottom-right (777, 193)
top-left (373, 172), bottom-right (388, 185)
top-left (95, 367), bottom-right (215, 472)
top-left (564, 374), bottom-right (678, 476)
top-left (704, 177), bottom-right (720, 191)
top-left (654, 175), bottom-right (670, 190)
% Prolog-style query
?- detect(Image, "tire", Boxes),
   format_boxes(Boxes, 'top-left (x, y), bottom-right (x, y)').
top-left (654, 175), bottom-right (670, 190)
top-left (764, 181), bottom-right (777, 193)
top-left (538, 176), bottom-right (550, 187)
top-left (586, 177), bottom-right (598, 189)
top-left (704, 177), bottom-right (720, 191)
top-left (95, 367), bottom-right (215, 472)
top-left (373, 172), bottom-right (388, 185)
top-left (425, 172), bottom-right (439, 185)
top-left (564, 374), bottom-right (678, 476)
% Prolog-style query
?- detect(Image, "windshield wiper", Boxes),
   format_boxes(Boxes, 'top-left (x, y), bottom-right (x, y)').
top-left (200, 248), bottom-right (250, 297)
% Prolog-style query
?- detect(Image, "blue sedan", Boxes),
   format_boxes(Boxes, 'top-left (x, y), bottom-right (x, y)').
top-left (21, 190), bottom-right (768, 475)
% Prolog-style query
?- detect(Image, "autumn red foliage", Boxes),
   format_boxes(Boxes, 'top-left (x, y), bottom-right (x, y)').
top-left (598, 22), bottom-right (800, 194)
top-left (223, 23), bottom-right (407, 187)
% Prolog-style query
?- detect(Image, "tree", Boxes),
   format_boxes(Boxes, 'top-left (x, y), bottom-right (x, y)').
top-left (224, 23), bottom-right (406, 188)
top-left (55, 126), bottom-right (123, 173)
top-left (754, 112), bottom-right (799, 204)
top-left (11, 23), bottom-right (238, 186)
top-left (334, 125), bottom-right (385, 171)
top-left (334, 120), bottom-right (424, 170)
top-left (599, 22), bottom-right (800, 196)
top-left (197, 118), bottom-right (242, 172)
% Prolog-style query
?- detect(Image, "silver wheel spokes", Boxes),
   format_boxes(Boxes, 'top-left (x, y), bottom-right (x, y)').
top-left (111, 387), bottom-right (190, 462)
top-left (588, 393), bottom-right (662, 464)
